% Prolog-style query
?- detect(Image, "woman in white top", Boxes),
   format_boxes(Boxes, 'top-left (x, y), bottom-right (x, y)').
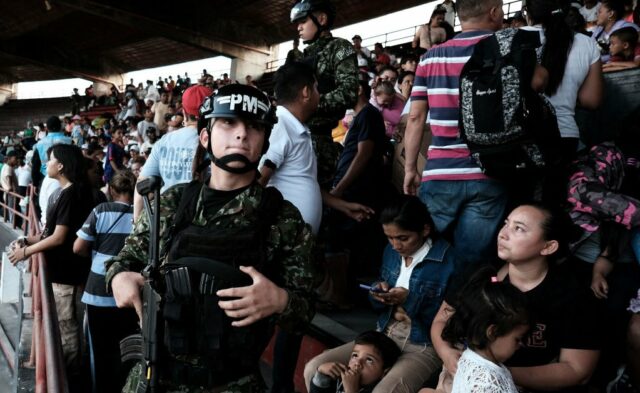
top-left (524, 0), bottom-right (603, 203)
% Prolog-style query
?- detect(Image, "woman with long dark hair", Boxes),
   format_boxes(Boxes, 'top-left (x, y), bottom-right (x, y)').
top-left (523, 0), bottom-right (603, 204)
top-left (8, 144), bottom-right (101, 384)
top-left (431, 203), bottom-right (600, 393)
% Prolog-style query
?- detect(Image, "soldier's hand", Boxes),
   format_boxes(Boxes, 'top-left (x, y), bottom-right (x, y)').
top-left (111, 271), bottom-right (144, 322)
top-left (217, 266), bottom-right (289, 327)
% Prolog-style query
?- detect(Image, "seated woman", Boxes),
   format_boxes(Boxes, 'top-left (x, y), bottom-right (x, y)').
top-left (304, 195), bottom-right (456, 393)
top-left (430, 203), bottom-right (602, 393)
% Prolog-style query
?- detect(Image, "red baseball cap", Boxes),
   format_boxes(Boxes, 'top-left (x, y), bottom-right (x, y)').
top-left (182, 85), bottom-right (213, 116)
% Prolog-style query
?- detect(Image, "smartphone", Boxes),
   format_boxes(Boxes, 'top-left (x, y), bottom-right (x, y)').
top-left (359, 284), bottom-right (387, 293)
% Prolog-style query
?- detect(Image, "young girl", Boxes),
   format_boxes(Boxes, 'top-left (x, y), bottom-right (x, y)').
top-left (8, 144), bottom-right (101, 384)
top-left (442, 270), bottom-right (530, 393)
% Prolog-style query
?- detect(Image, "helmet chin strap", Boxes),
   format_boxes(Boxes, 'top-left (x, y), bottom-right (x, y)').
top-left (207, 136), bottom-right (258, 174)
top-left (212, 153), bottom-right (258, 174)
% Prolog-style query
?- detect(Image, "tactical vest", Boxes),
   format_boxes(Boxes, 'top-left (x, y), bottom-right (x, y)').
top-left (159, 181), bottom-right (284, 387)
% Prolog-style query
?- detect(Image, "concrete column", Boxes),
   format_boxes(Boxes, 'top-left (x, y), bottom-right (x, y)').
top-left (0, 84), bottom-right (16, 107)
top-left (93, 73), bottom-right (125, 96)
top-left (229, 45), bottom-right (277, 83)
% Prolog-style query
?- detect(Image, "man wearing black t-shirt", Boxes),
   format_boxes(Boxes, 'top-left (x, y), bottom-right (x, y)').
top-left (331, 80), bottom-right (386, 209)
top-left (329, 80), bottom-right (388, 276)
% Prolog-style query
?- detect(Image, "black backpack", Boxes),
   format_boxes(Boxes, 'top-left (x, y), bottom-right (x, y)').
top-left (459, 28), bottom-right (562, 179)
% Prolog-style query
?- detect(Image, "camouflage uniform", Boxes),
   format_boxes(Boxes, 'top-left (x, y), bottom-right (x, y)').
top-left (303, 34), bottom-right (359, 188)
top-left (106, 182), bottom-right (315, 393)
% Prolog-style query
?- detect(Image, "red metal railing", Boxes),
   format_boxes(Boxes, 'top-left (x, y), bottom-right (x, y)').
top-left (3, 185), bottom-right (69, 393)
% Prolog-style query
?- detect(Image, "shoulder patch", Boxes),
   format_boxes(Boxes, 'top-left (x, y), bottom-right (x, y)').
top-left (331, 39), bottom-right (356, 62)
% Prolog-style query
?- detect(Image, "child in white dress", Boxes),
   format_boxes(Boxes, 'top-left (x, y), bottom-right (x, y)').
top-left (442, 271), bottom-right (530, 393)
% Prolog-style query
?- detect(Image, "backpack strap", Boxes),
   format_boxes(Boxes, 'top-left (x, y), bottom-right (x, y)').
top-left (510, 29), bottom-right (542, 95)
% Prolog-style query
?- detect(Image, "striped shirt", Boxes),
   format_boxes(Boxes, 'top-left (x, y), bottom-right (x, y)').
top-left (77, 201), bottom-right (133, 307)
top-left (412, 30), bottom-right (493, 182)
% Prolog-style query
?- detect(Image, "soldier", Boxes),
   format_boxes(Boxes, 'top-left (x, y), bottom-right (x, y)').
top-left (106, 84), bottom-right (315, 392)
top-left (290, 0), bottom-right (359, 189)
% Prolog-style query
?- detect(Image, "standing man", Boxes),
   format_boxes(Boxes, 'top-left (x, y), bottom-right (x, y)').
top-left (259, 62), bottom-right (322, 235)
top-left (133, 84), bottom-right (211, 219)
top-left (285, 38), bottom-right (304, 64)
top-left (352, 34), bottom-right (372, 71)
top-left (290, 0), bottom-right (359, 191)
top-left (107, 84), bottom-right (314, 393)
top-left (1, 150), bottom-right (19, 223)
top-left (152, 91), bottom-right (170, 133)
top-left (404, 0), bottom-right (508, 267)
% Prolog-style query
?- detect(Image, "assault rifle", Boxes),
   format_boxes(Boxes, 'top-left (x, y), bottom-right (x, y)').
top-left (120, 176), bottom-right (163, 393)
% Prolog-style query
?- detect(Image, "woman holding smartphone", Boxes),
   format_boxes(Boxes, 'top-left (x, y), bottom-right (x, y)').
top-left (304, 195), bottom-right (457, 393)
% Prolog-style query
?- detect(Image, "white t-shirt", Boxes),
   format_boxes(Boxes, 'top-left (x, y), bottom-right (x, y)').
top-left (137, 120), bottom-right (157, 143)
top-left (524, 27), bottom-right (600, 139)
top-left (261, 106), bottom-right (322, 235)
top-left (39, 176), bottom-right (61, 227)
top-left (441, 1), bottom-right (456, 28)
top-left (145, 85), bottom-right (160, 103)
top-left (124, 98), bottom-right (138, 119)
top-left (0, 164), bottom-right (16, 191)
top-left (140, 125), bottom-right (199, 193)
top-left (452, 349), bottom-right (519, 393)
top-left (16, 165), bottom-right (32, 187)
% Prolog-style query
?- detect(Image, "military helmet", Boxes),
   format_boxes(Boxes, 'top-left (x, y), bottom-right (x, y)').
top-left (290, 0), bottom-right (336, 26)
top-left (204, 84), bottom-right (276, 132)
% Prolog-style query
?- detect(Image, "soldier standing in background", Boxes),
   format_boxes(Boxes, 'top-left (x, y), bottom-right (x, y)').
top-left (290, 0), bottom-right (359, 190)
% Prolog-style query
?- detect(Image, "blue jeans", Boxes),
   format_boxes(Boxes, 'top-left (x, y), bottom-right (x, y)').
top-left (419, 179), bottom-right (508, 269)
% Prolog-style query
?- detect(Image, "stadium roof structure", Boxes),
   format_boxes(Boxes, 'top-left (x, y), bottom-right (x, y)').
top-left (0, 0), bottom-right (432, 85)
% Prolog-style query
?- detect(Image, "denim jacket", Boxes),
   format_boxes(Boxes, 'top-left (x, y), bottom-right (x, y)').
top-left (371, 237), bottom-right (455, 345)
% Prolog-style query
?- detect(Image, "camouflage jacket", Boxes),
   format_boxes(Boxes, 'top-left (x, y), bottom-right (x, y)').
top-left (105, 182), bottom-right (315, 333)
top-left (304, 34), bottom-right (359, 134)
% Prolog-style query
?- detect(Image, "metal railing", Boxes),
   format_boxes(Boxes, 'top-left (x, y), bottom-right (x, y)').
top-left (27, 185), bottom-right (69, 393)
top-left (265, 0), bottom-right (524, 73)
top-left (1, 185), bottom-right (69, 393)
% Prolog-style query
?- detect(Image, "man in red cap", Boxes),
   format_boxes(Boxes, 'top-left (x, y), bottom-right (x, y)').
top-left (133, 84), bottom-right (212, 219)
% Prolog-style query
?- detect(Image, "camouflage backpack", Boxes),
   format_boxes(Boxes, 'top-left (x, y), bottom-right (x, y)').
top-left (459, 28), bottom-right (562, 179)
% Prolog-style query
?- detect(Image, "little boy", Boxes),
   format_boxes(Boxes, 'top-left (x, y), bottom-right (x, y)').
top-left (310, 331), bottom-right (401, 393)
top-left (603, 27), bottom-right (640, 72)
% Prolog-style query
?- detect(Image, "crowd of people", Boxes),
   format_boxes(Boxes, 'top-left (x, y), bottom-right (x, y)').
top-left (0, 0), bottom-right (639, 392)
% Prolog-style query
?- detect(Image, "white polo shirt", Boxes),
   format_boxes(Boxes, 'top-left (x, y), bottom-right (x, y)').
top-left (262, 106), bottom-right (322, 235)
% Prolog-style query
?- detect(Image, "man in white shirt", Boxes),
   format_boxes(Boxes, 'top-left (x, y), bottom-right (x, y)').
top-left (136, 108), bottom-right (157, 144)
top-left (1, 151), bottom-right (19, 223)
top-left (259, 62), bottom-right (322, 235)
top-left (352, 35), bottom-right (371, 70)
